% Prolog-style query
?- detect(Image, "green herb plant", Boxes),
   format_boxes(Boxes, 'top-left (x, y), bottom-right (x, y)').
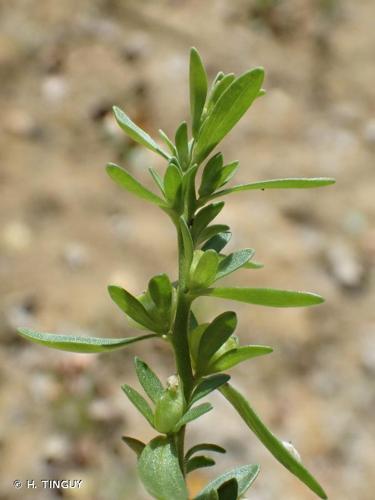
top-left (18, 49), bottom-right (334, 499)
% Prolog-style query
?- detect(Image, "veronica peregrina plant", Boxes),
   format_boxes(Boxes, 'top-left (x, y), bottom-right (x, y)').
top-left (18, 48), bottom-right (334, 499)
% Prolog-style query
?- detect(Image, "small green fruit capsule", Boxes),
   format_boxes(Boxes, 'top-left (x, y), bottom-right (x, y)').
top-left (154, 375), bottom-right (185, 434)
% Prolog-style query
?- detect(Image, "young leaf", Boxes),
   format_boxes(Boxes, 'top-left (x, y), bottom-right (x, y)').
top-left (190, 48), bottom-right (208, 138)
top-left (217, 161), bottom-right (239, 188)
top-left (190, 250), bottom-right (219, 289)
top-left (217, 478), bottom-right (238, 500)
top-left (134, 357), bottom-right (164, 404)
top-left (197, 311), bottom-right (237, 372)
top-left (194, 464), bottom-right (260, 500)
top-left (242, 260), bottom-right (264, 269)
top-left (197, 224), bottom-right (231, 245)
top-left (174, 402), bottom-right (213, 429)
top-left (185, 443), bottom-right (226, 461)
top-left (191, 202), bottom-right (225, 242)
top-left (199, 153), bottom-right (224, 197)
top-left (148, 273), bottom-right (173, 313)
top-left (164, 163), bottom-right (183, 206)
top-left (208, 345), bottom-right (273, 373)
top-left (175, 121), bottom-right (190, 170)
top-left (17, 328), bottom-right (158, 353)
top-left (190, 374), bottom-right (231, 405)
top-left (179, 217), bottom-right (194, 270)
top-left (121, 436), bottom-right (145, 458)
top-left (208, 177), bottom-right (336, 200)
top-left (159, 129), bottom-right (177, 155)
top-left (148, 167), bottom-right (165, 194)
top-left (214, 248), bottom-right (255, 281)
top-left (106, 163), bottom-right (165, 207)
top-left (138, 435), bottom-right (188, 500)
top-left (202, 231), bottom-right (232, 253)
top-left (193, 68), bottom-right (264, 163)
top-left (113, 106), bottom-right (169, 160)
top-left (186, 456), bottom-right (215, 474)
top-left (220, 383), bottom-right (328, 499)
top-left (209, 73), bottom-right (236, 107)
top-left (108, 285), bottom-right (161, 332)
top-left (198, 287), bottom-right (324, 308)
top-left (183, 163), bottom-right (199, 219)
top-left (121, 384), bottom-right (154, 426)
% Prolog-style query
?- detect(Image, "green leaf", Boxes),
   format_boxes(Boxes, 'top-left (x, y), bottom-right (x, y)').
top-left (122, 384), bottom-right (154, 426)
top-left (183, 163), bottom-right (199, 219)
top-left (217, 478), bottom-right (238, 500)
top-left (217, 161), bottom-right (239, 188)
top-left (113, 106), bottom-right (169, 160)
top-left (175, 121), bottom-right (190, 169)
top-left (208, 345), bottom-right (273, 373)
top-left (190, 48), bottom-right (208, 138)
top-left (209, 73), bottom-right (236, 108)
top-left (197, 311), bottom-right (237, 372)
top-left (185, 443), bottom-right (226, 461)
top-left (242, 260), bottom-right (264, 270)
top-left (148, 167), bottom-right (165, 194)
top-left (175, 402), bottom-right (213, 429)
top-left (186, 455), bottom-right (215, 474)
top-left (199, 153), bottom-right (224, 197)
top-left (191, 202), bottom-right (225, 242)
top-left (194, 464), bottom-right (260, 500)
top-left (108, 285), bottom-right (161, 332)
top-left (148, 273), bottom-right (173, 312)
top-left (193, 68), bottom-right (264, 163)
top-left (190, 374), bottom-right (230, 405)
top-left (138, 435), bottom-right (188, 500)
top-left (106, 163), bottom-right (165, 207)
top-left (190, 250), bottom-right (219, 289)
top-left (179, 217), bottom-right (194, 271)
top-left (220, 383), bottom-right (328, 499)
top-left (197, 225), bottom-right (230, 245)
top-left (198, 287), bottom-right (324, 308)
top-left (159, 129), bottom-right (177, 155)
top-left (121, 436), bottom-right (145, 458)
top-left (209, 177), bottom-right (336, 199)
top-left (16, 328), bottom-right (157, 353)
top-left (134, 357), bottom-right (164, 404)
top-left (164, 163), bottom-right (183, 207)
top-left (215, 249), bottom-right (255, 282)
top-left (202, 232), bottom-right (232, 253)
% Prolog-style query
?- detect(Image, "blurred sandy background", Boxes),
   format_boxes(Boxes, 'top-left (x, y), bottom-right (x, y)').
top-left (1, 1), bottom-right (375, 499)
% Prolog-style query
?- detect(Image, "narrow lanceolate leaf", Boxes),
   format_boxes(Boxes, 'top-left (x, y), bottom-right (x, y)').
top-left (209, 73), bottom-right (236, 107)
top-left (138, 435), bottom-right (188, 500)
top-left (175, 402), bottom-right (213, 429)
top-left (190, 250), bottom-right (219, 289)
top-left (193, 68), bottom-right (264, 163)
top-left (108, 285), bottom-right (160, 332)
top-left (190, 47), bottom-right (208, 138)
top-left (191, 202), bottom-right (225, 242)
top-left (208, 346), bottom-right (273, 373)
top-left (185, 443), bottom-right (226, 461)
top-left (113, 106), bottom-right (169, 160)
top-left (242, 260), bottom-right (264, 269)
top-left (198, 287), bottom-right (324, 308)
top-left (179, 217), bottom-right (194, 270)
top-left (134, 357), bottom-right (164, 404)
top-left (106, 163), bottom-right (165, 206)
top-left (202, 231), bottom-right (232, 253)
top-left (17, 328), bottom-right (157, 353)
top-left (121, 384), bottom-right (154, 426)
top-left (220, 383), bottom-right (328, 499)
top-left (217, 161), bottom-right (239, 188)
top-left (186, 456), bottom-right (215, 474)
top-left (215, 249), bottom-right (255, 282)
top-left (159, 129), bottom-right (177, 155)
top-left (197, 224), bottom-right (230, 246)
top-left (217, 478), bottom-right (238, 500)
top-left (197, 311), bottom-right (237, 372)
top-left (194, 465), bottom-right (260, 500)
top-left (148, 167), bottom-right (165, 194)
top-left (190, 374), bottom-right (231, 405)
top-left (208, 177), bottom-right (336, 200)
top-left (121, 436), bottom-right (145, 458)
top-left (175, 121), bottom-right (189, 169)
top-left (164, 163), bottom-right (182, 206)
top-left (199, 153), bottom-right (224, 197)
top-left (148, 273), bottom-right (173, 313)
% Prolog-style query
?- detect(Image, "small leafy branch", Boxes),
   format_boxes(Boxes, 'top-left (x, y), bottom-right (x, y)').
top-left (18, 49), bottom-right (334, 499)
